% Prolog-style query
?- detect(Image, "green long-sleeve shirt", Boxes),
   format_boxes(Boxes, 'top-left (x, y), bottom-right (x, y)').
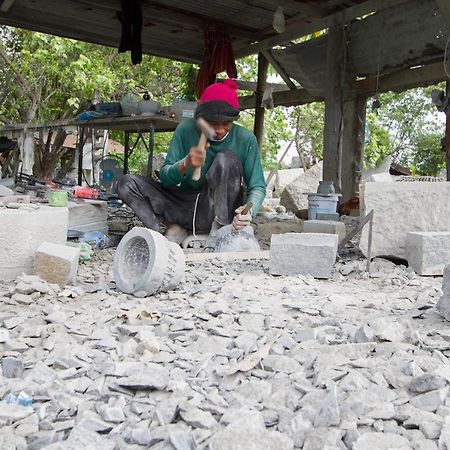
top-left (159, 118), bottom-right (266, 216)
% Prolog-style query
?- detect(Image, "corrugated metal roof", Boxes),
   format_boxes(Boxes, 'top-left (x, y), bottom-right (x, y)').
top-left (0, 0), bottom-right (381, 64)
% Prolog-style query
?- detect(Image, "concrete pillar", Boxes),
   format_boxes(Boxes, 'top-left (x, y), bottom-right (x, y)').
top-left (341, 96), bottom-right (367, 203)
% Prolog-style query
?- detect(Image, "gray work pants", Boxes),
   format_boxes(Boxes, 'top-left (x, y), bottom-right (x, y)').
top-left (116, 150), bottom-right (244, 233)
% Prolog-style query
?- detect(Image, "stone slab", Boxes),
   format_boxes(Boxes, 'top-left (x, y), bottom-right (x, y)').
top-left (269, 233), bottom-right (338, 279)
top-left (406, 232), bottom-right (450, 275)
top-left (185, 251), bottom-right (270, 263)
top-left (68, 201), bottom-right (108, 233)
top-left (0, 207), bottom-right (68, 280)
top-left (303, 220), bottom-right (346, 243)
top-left (34, 242), bottom-right (80, 287)
top-left (360, 182), bottom-right (450, 259)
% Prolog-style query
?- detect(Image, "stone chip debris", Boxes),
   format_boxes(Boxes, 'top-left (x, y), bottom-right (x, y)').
top-left (0, 249), bottom-right (449, 449)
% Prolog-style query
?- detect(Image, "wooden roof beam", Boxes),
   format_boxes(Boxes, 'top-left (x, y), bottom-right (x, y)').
top-left (239, 61), bottom-right (447, 109)
top-left (262, 50), bottom-right (297, 89)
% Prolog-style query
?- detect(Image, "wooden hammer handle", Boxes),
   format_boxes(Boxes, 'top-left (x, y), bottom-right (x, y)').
top-left (192, 132), bottom-right (208, 181)
top-left (242, 202), bottom-right (253, 215)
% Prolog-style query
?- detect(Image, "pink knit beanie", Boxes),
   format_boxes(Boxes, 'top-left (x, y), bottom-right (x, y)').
top-left (195, 79), bottom-right (240, 122)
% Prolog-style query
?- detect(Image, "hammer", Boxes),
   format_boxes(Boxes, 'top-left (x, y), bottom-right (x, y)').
top-left (192, 118), bottom-right (215, 181)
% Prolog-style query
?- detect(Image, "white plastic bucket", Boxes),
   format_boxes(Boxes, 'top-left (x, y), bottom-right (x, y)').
top-left (307, 194), bottom-right (339, 220)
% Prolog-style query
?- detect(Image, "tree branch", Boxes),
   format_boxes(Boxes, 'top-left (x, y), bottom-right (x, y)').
top-left (0, 41), bottom-right (33, 99)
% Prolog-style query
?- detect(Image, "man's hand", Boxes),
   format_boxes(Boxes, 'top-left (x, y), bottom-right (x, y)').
top-left (186, 145), bottom-right (208, 168)
top-left (179, 145), bottom-right (208, 175)
top-left (232, 205), bottom-right (252, 232)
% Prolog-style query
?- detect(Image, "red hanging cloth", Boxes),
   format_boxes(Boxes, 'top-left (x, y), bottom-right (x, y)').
top-left (196, 24), bottom-right (238, 98)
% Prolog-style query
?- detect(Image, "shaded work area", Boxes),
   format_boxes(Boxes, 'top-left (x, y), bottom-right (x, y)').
top-left (0, 0), bottom-right (448, 204)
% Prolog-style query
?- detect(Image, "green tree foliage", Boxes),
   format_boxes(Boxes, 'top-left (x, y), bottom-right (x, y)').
top-left (364, 86), bottom-right (446, 175)
top-left (288, 102), bottom-right (324, 169)
top-left (0, 27), bottom-right (190, 177)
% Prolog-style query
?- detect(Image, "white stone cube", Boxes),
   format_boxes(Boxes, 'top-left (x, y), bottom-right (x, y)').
top-left (360, 182), bottom-right (450, 259)
top-left (406, 232), bottom-right (450, 276)
top-left (303, 220), bottom-right (346, 244)
top-left (0, 207), bottom-right (68, 280)
top-left (269, 233), bottom-right (338, 279)
top-left (34, 242), bottom-right (80, 287)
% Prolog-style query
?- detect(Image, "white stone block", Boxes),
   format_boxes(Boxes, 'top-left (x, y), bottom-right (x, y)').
top-left (303, 220), bottom-right (346, 244)
top-left (0, 207), bottom-right (68, 280)
top-left (406, 232), bottom-right (450, 275)
top-left (360, 182), bottom-right (450, 259)
top-left (34, 242), bottom-right (80, 287)
top-left (269, 233), bottom-right (338, 279)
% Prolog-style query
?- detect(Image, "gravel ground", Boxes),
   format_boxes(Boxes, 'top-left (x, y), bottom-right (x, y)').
top-left (1, 247), bottom-right (450, 450)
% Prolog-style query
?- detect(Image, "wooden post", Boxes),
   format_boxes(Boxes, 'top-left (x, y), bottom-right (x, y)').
top-left (323, 24), bottom-right (346, 193)
top-left (253, 53), bottom-right (269, 153)
top-left (446, 81), bottom-right (450, 181)
top-left (341, 96), bottom-right (367, 202)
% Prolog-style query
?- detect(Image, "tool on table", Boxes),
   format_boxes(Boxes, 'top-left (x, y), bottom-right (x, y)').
top-left (192, 118), bottom-right (215, 181)
top-left (210, 202), bottom-right (260, 253)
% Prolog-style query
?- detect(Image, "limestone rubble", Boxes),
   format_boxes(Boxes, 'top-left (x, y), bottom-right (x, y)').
top-left (0, 249), bottom-right (449, 449)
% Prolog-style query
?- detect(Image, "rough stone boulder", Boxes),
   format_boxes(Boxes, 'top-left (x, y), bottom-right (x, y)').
top-left (274, 168), bottom-right (304, 197)
top-left (360, 181), bottom-right (450, 259)
top-left (280, 162), bottom-right (322, 213)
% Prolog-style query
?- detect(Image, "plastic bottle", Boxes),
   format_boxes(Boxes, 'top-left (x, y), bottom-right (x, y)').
top-left (80, 231), bottom-right (108, 249)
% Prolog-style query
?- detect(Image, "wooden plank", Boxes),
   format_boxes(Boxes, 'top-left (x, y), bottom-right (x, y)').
top-left (234, 0), bottom-right (409, 58)
top-left (73, 115), bottom-right (180, 133)
top-left (239, 88), bottom-right (321, 109)
top-left (218, 78), bottom-right (289, 92)
top-left (239, 61), bottom-right (447, 109)
top-left (323, 25), bottom-right (345, 193)
top-left (357, 61), bottom-right (447, 96)
top-left (263, 50), bottom-right (297, 89)
top-left (341, 96), bottom-right (366, 203)
top-left (253, 53), bottom-right (269, 150)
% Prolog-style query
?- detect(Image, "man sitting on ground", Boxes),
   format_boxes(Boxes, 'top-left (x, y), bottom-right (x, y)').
top-left (117, 79), bottom-right (266, 244)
